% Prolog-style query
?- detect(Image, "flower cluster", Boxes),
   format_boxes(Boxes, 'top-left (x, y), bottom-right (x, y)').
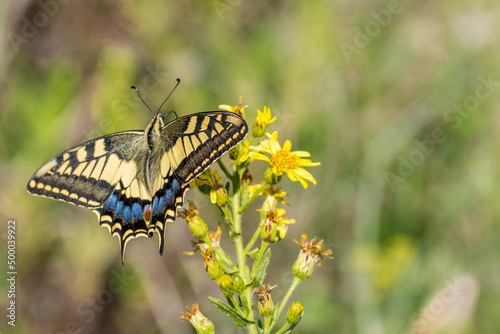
top-left (180, 97), bottom-right (329, 334)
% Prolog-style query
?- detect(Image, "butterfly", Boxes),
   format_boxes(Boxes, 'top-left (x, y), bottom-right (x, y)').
top-left (27, 99), bottom-right (248, 263)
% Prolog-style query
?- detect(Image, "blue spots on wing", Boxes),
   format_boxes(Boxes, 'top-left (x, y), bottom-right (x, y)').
top-left (115, 201), bottom-right (124, 216)
top-left (157, 196), bottom-right (165, 214)
top-left (152, 196), bottom-right (159, 213)
top-left (106, 194), bottom-right (118, 209)
top-left (123, 206), bottom-right (132, 221)
top-left (165, 189), bottom-right (172, 204)
top-left (132, 203), bottom-right (142, 219)
top-left (172, 179), bottom-right (180, 192)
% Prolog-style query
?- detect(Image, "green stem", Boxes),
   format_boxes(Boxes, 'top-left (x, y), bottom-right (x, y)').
top-left (232, 191), bottom-right (258, 334)
top-left (244, 216), bottom-right (265, 254)
top-left (217, 159), bottom-right (233, 181)
top-left (250, 242), bottom-right (268, 278)
top-left (274, 323), bottom-right (291, 334)
top-left (269, 277), bottom-right (301, 331)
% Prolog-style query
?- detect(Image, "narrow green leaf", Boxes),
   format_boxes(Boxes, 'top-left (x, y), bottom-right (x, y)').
top-left (253, 249), bottom-right (271, 287)
top-left (208, 297), bottom-right (254, 327)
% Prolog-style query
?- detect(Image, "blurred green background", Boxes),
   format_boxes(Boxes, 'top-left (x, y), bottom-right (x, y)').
top-left (1, 0), bottom-right (500, 333)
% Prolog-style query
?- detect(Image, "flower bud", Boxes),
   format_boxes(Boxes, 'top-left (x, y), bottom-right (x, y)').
top-left (179, 202), bottom-right (208, 239)
top-left (252, 106), bottom-right (276, 138)
top-left (180, 303), bottom-right (215, 334)
top-left (203, 249), bottom-right (223, 280)
top-left (260, 215), bottom-right (280, 243)
top-left (292, 234), bottom-right (333, 280)
top-left (217, 274), bottom-right (235, 298)
top-left (232, 275), bottom-right (245, 293)
top-left (254, 284), bottom-right (277, 317)
top-left (264, 167), bottom-right (283, 185)
top-left (257, 295), bottom-right (275, 317)
top-left (210, 185), bottom-right (228, 207)
top-left (286, 301), bottom-right (304, 325)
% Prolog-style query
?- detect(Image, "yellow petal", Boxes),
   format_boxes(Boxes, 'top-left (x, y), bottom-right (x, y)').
top-left (293, 151), bottom-right (311, 158)
top-left (283, 140), bottom-right (292, 152)
top-left (249, 152), bottom-right (271, 163)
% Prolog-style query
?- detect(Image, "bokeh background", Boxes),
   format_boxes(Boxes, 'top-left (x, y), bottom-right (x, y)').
top-left (1, 0), bottom-right (500, 333)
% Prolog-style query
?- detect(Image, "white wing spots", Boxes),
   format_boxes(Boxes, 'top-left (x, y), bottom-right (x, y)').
top-left (81, 159), bottom-right (97, 179)
top-left (76, 146), bottom-right (87, 162)
top-left (101, 154), bottom-right (121, 183)
top-left (198, 132), bottom-right (209, 143)
top-left (186, 117), bottom-right (197, 133)
top-left (94, 139), bottom-right (107, 157)
top-left (160, 153), bottom-right (170, 178)
top-left (214, 122), bottom-right (224, 133)
top-left (90, 157), bottom-right (106, 180)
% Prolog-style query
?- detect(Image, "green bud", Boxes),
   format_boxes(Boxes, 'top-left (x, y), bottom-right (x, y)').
top-left (286, 301), bottom-right (304, 325)
top-left (204, 251), bottom-right (223, 281)
top-left (210, 186), bottom-right (228, 207)
top-left (187, 215), bottom-right (209, 239)
top-left (232, 275), bottom-right (245, 293)
top-left (292, 250), bottom-right (315, 280)
top-left (258, 295), bottom-right (275, 317)
top-left (252, 122), bottom-right (267, 138)
top-left (264, 167), bottom-right (283, 186)
top-left (181, 304), bottom-right (215, 334)
top-left (217, 274), bottom-right (235, 298)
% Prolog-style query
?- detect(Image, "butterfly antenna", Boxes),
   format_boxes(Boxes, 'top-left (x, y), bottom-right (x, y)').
top-left (157, 78), bottom-right (181, 115)
top-left (131, 86), bottom-right (154, 116)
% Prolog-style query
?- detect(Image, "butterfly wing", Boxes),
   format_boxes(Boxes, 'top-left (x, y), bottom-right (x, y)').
top-left (27, 111), bottom-right (248, 263)
top-left (27, 131), bottom-right (154, 261)
top-left (147, 111), bottom-right (248, 255)
top-left (27, 131), bottom-right (145, 208)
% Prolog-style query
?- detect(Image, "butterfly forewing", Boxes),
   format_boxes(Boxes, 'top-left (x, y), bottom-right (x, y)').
top-left (27, 131), bottom-right (144, 208)
top-left (27, 110), bottom-right (248, 263)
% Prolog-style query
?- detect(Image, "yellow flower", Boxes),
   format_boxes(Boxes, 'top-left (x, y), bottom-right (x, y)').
top-left (260, 207), bottom-right (295, 242)
top-left (219, 95), bottom-right (247, 118)
top-left (253, 106), bottom-right (277, 137)
top-left (263, 187), bottom-right (289, 205)
top-left (249, 132), bottom-right (321, 188)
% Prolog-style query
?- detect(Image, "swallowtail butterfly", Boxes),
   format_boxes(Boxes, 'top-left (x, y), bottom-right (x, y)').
top-left (27, 93), bottom-right (247, 263)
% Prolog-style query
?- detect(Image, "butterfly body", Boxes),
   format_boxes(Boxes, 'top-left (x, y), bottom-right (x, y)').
top-left (27, 111), bottom-right (247, 262)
